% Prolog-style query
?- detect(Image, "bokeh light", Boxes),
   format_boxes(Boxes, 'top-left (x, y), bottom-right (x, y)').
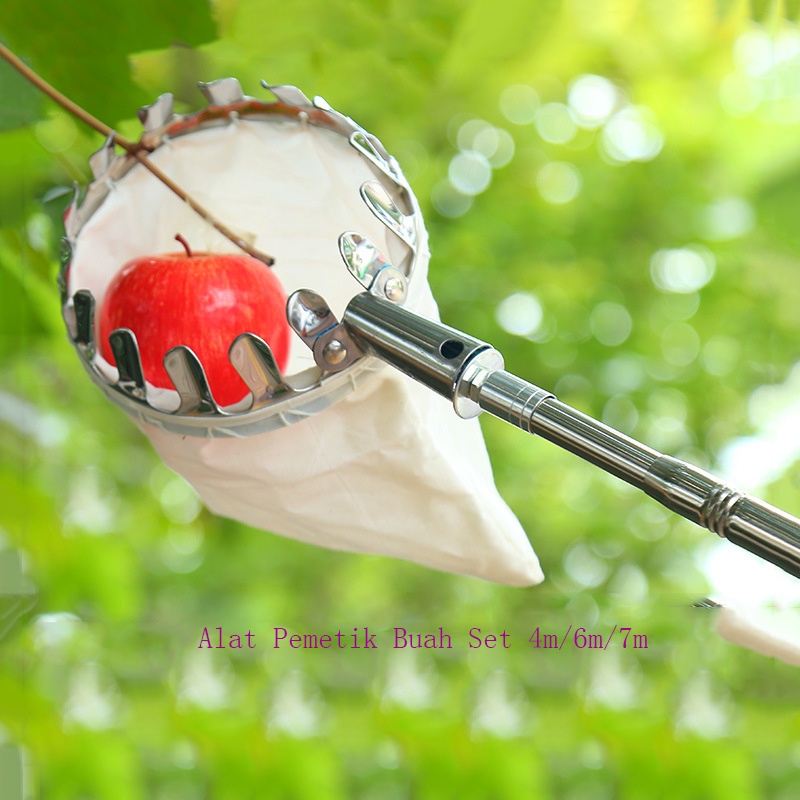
top-left (589, 302), bottom-right (633, 346)
top-left (650, 247), bottom-right (715, 294)
top-left (535, 102), bottom-right (578, 144)
top-left (448, 151), bottom-right (493, 195)
top-left (431, 179), bottom-right (473, 217)
top-left (702, 197), bottom-right (755, 240)
top-left (568, 74), bottom-right (620, 128)
top-left (499, 83), bottom-right (540, 124)
top-left (495, 292), bottom-right (544, 337)
top-left (600, 106), bottom-right (663, 163)
top-left (536, 161), bottom-right (582, 203)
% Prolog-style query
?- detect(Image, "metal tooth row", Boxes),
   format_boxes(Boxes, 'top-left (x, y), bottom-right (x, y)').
top-left (61, 79), bottom-right (421, 422)
top-left (66, 238), bottom-right (408, 415)
top-left (265, 79), bottom-right (407, 187)
top-left (66, 288), bottom-right (295, 414)
top-left (65, 231), bottom-right (410, 415)
top-left (72, 79), bottom-right (412, 237)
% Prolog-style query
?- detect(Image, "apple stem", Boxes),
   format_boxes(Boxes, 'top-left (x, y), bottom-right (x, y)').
top-left (175, 234), bottom-right (193, 258)
top-left (0, 43), bottom-right (276, 267)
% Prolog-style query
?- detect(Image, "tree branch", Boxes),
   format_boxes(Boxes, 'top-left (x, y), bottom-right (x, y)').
top-left (0, 43), bottom-right (275, 266)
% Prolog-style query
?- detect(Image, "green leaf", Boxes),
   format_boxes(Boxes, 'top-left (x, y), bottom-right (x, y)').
top-left (0, 0), bottom-right (217, 125)
top-left (0, 56), bottom-right (44, 131)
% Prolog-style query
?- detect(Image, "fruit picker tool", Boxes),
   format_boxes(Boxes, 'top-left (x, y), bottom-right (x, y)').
top-left (59, 78), bottom-right (543, 586)
top-left (58, 78), bottom-right (800, 582)
top-left (3, 43), bottom-right (796, 585)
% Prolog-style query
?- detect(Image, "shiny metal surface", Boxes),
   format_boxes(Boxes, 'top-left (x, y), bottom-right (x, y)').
top-left (136, 92), bottom-right (174, 132)
top-left (286, 290), bottom-right (336, 342)
top-left (344, 293), bottom-right (491, 402)
top-left (453, 348), bottom-right (506, 419)
top-left (88, 133), bottom-right (116, 179)
top-left (349, 131), bottom-right (405, 184)
top-left (229, 333), bottom-right (291, 405)
top-left (72, 289), bottom-right (95, 351)
top-left (528, 399), bottom-right (659, 484)
top-left (339, 232), bottom-right (394, 288)
top-left (473, 371), bottom-right (555, 431)
top-left (360, 181), bottom-right (416, 247)
top-left (108, 328), bottom-right (146, 400)
top-left (726, 498), bottom-right (800, 578)
top-left (61, 77), bottom-right (800, 577)
top-left (163, 346), bottom-right (219, 414)
top-left (287, 290), bottom-right (364, 373)
top-left (198, 78), bottom-right (245, 106)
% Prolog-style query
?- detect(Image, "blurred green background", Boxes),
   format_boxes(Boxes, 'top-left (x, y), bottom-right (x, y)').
top-left (2, 0), bottom-right (800, 797)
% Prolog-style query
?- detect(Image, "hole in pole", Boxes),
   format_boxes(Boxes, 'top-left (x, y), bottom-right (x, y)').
top-left (440, 339), bottom-right (465, 359)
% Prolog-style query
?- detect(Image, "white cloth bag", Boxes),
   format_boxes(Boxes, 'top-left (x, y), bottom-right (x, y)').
top-left (67, 106), bottom-right (543, 586)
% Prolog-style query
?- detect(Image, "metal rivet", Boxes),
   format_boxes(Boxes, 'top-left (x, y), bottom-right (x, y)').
top-left (323, 339), bottom-right (347, 365)
top-left (384, 276), bottom-right (406, 302)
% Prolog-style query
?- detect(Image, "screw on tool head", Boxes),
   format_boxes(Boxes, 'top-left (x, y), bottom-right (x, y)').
top-left (323, 339), bottom-right (348, 365)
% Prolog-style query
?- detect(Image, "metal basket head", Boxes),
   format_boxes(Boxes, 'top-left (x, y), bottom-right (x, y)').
top-left (61, 79), bottom-right (429, 437)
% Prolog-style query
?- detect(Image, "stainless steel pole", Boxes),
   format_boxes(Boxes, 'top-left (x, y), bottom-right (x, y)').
top-left (344, 292), bottom-right (800, 580)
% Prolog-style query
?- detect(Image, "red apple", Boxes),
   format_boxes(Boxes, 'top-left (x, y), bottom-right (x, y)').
top-left (98, 236), bottom-right (291, 407)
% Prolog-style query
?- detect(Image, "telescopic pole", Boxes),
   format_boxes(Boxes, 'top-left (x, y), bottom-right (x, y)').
top-left (343, 292), bottom-right (800, 580)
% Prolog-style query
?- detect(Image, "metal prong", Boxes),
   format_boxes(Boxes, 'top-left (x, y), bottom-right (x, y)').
top-left (229, 333), bottom-right (290, 405)
top-left (63, 184), bottom-right (84, 238)
top-left (163, 346), bottom-right (219, 414)
top-left (88, 133), bottom-right (116, 179)
top-left (287, 290), bottom-right (336, 347)
top-left (198, 78), bottom-right (244, 106)
top-left (137, 93), bottom-right (175, 133)
top-left (338, 232), bottom-right (407, 303)
top-left (339, 232), bottom-right (392, 289)
top-left (261, 81), bottom-right (312, 107)
top-left (360, 181), bottom-right (416, 248)
top-left (349, 131), bottom-right (403, 183)
top-left (109, 328), bottom-right (146, 400)
top-left (72, 290), bottom-right (95, 350)
top-left (286, 290), bottom-right (363, 372)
